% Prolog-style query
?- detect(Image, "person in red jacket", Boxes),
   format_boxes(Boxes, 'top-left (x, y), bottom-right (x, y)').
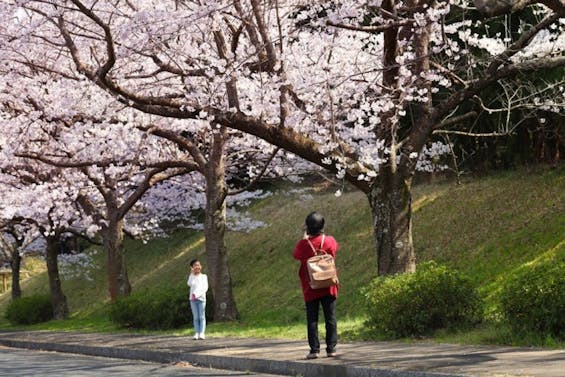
top-left (293, 211), bottom-right (339, 359)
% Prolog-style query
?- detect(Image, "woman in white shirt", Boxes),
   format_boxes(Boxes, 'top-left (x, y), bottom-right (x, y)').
top-left (187, 259), bottom-right (209, 339)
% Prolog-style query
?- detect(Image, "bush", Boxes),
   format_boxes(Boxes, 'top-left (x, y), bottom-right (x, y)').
top-left (363, 261), bottom-right (482, 338)
top-left (499, 255), bottom-right (565, 339)
top-left (5, 294), bottom-right (53, 325)
top-left (109, 284), bottom-right (214, 330)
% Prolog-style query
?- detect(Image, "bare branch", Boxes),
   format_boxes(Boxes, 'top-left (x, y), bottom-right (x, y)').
top-left (228, 147), bottom-right (280, 196)
top-left (433, 111), bottom-right (478, 130)
top-left (474, 0), bottom-right (565, 17)
top-left (327, 19), bottom-right (411, 33)
top-left (432, 129), bottom-right (511, 137)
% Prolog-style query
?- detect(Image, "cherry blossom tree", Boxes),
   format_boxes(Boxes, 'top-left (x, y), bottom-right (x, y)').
top-left (10, 119), bottom-right (197, 301)
top-left (0, 70), bottom-right (296, 320)
top-left (0, 166), bottom-right (83, 319)
top-left (2, 0), bottom-right (563, 278)
top-left (141, 117), bottom-right (308, 320)
top-left (0, 62), bottom-right (303, 322)
top-left (0, 229), bottom-right (24, 299)
top-left (0, 222), bottom-right (38, 300)
top-left (0, 73), bottom-right (197, 303)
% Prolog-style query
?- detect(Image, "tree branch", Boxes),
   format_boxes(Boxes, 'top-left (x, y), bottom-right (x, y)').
top-left (142, 126), bottom-right (207, 172)
top-left (228, 147), bottom-right (280, 196)
top-left (327, 19), bottom-right (411, 33)
top-left (64, 228), bottom-right (103, 246)
top-left (432, 129), bottom-right (510, 137)
top-left (473, 0), bottom-right (565, 17)
top-left (487, 13), bottom-right (560, 75)
top-left (434, 15), bottom-right (565, 123)
top-left (433, 111), bottom-right (478, 130)
top-left (117, 167), bottom-right (192, 219)
top-left (250, 0), bottom-right (277, 72)
top-left (69, 0), bottom-right (116, 79)
top-left (211, 110), bottom-right (373, 193)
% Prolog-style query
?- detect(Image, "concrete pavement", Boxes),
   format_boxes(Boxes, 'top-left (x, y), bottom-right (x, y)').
top-left (0, 330), bottom-right (563, 377)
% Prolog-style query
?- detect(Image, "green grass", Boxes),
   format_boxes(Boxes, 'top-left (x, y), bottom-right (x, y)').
top-left (413, 167), bottom-right (565, 312)
top-left (1, 165), bottom-right (564, 347)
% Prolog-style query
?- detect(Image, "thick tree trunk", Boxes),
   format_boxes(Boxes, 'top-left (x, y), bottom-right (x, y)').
top-left (10, 250), bottom-right (22, 300)
top-left (45, 236), bottom-right (68, 319)
top-left (104, 216), bottom-right (131, 302)
top-left (366, 0), bottom-right (431, 276)
top-left (204, 127), bottom-right (239, 321)
top-left (204, 195), bottom-right (239, 321)
top-left (368, 165), bottom-right (416, 275)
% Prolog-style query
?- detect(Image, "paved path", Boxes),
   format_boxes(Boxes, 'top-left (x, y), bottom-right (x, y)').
top-left (0, 347), bottom-right (282, 376)
top-left (0, 330), bottom-right (563, 377)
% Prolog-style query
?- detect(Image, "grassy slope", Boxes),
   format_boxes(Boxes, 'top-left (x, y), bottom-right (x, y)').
top-left (1, 166), bottom-right (563, 344)
top-left (413, 167), bottom-right (565, 307)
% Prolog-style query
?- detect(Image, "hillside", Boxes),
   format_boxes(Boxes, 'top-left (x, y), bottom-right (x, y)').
top-left (1, 165), bottom-right (564, 343)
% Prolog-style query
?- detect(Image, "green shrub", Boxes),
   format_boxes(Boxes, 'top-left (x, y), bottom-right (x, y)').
top-left (499, 255), bottom-right (565, 339)
top-left (109, 284), bottom-right (214, 330)
top-left (5, 294), bottom-right (53, 325)
top-left (363, 261), bottom-right (482, 338)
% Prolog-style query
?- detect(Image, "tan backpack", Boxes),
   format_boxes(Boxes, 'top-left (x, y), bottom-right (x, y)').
top-left (305, 235), bottom-right (339, 289)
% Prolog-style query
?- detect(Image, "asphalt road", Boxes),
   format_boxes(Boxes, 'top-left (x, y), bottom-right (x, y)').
top-left (0, 346), bottom-right (282, 376)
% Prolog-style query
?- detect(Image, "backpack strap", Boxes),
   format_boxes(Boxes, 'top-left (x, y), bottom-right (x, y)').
top-left (306, 234), bottom-right (326, 256)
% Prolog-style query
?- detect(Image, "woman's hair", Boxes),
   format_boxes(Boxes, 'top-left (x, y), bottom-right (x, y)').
top-left (305, 211), bottom-right (325, 235)
top-left (189, 259), bottom-right (200, 267)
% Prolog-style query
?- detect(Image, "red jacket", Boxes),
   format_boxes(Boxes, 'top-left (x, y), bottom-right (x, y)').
top-left (293, 234), bottom-right (339, 302)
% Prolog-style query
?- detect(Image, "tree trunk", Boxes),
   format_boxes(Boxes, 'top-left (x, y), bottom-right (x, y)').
top-left (10, 250), bottom-right (22, 300)
top-left (368, 165), bottom-right (416, 275)
top-left (365, 0), bottom-right (431, 276)
top-left (45, 236), bottom-right (68, 319)
top-left (104, 215), bottom-right (131, 302)
top-left (204, 127), bottom-right (239, 321)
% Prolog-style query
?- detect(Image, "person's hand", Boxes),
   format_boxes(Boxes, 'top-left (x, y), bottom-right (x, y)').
top-left (191, 293), bottom-right (196, 300)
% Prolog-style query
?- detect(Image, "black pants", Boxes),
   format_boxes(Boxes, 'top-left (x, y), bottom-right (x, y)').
top-left (305, 295), bottom-right (337, 354)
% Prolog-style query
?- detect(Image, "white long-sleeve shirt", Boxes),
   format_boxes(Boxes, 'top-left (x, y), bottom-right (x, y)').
top-left (187, 273), bottom-right (208, 302)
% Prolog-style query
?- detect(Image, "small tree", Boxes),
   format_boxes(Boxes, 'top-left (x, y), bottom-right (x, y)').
top-left (0, 174), bottom-right (76, 319)
top-left (0, 226), bottom-right (26, 300)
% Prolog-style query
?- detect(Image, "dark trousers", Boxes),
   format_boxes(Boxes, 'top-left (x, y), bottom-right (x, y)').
top-left (305, 295), bottom-right (337, 354)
